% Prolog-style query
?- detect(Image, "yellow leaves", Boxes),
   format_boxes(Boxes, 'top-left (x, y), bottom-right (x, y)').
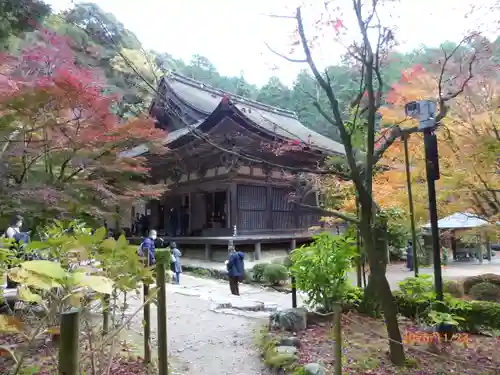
top-left (0, 315), bottom-right (24, 333)
top-left (71, 273), bottom-right (114, 295)
top-left (18, 286), bottom-right (42, 303)
top-left (21, 260), bottom-right (66, 280)
top-left (8, 267), bottom-right (60, 290)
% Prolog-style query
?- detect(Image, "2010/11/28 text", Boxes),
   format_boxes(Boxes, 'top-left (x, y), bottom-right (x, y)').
top-left (403, 332), bottom-right (468, 344)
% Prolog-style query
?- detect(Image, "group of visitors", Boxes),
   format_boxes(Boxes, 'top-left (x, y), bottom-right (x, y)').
top-left (138, 229), bottom-right (246, 295)
top-left (138, 230), bottom-right (182, 285)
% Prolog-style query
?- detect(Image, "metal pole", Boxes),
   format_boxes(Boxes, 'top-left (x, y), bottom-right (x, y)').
top-left (289, 239), bottom-right (297, 308)
top-left (403, 134), bottom-right (419, 276)
top-left (143, 283), bottom-right (151, 364)
top-left (423, 128), bottom-right (443, 300)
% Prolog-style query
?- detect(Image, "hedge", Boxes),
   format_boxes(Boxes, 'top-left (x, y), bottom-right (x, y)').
top-left (391, 291), bottom-right (500, 333)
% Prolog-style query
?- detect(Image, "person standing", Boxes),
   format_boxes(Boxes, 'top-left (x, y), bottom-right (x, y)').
top-left (406, 240), bottom-right (414, 272)
top-left (225, 246), bottom-right (245, 296)
top-left (170, 242), bottom-right (182, 284)
top-left (5, 215), bottom-right (23, 240)
top-left (4, 215), bottom-right (30, 288)
top-left (139, 230), bottom-right (157, 267)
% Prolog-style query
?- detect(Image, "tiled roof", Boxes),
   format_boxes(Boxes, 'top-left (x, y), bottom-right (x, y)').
top-left (164, 72), bottom-right (345, 155)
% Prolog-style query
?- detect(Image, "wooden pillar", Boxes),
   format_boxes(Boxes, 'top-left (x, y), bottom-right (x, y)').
top-left (289, 239), bottom-right (297, 308)
top-left (266, 186), bottom-right (273, 231)
top-left (229, 183), bottom-right (238, 229)
top-left (204, 243), bottom-right (212, 261)
top-left (188, 192), bottom-right (193, 234)
top-left (151, 200), bottom-right (160, 230)
top-left (254, 242), bottom-right (262, 261)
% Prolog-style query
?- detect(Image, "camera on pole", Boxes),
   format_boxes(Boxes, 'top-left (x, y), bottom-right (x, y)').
top-left (404, 98), bottom-right (444, 302)
top-left (404, 100), bottom-right (440, 180)
top-left (404, 100), bottom-right (437, 130)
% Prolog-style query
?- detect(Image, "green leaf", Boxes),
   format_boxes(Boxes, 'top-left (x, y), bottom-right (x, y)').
top-left (18, 286), bottom-right (42, 303)
top-left (72, 274), bottom-right (113, 295)
top-left (21, 260), bottom-right (66, 280)
top-left (116, 234), bottom-right (128, 249)
top-left (101, 238), bottom-right (116, 251)
top-left (93, 227), bottom-right (107, 243)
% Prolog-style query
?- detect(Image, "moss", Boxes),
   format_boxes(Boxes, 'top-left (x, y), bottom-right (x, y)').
top-left (256, 325), bottom-right (299, 372)
top-left (292, 367), bottom-right (309, 375)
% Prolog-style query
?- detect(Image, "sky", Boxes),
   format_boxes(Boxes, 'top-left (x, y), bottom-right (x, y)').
top-left (45, 0), bottom-right (497, 87)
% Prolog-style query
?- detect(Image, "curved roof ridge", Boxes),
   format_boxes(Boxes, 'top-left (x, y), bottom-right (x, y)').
top-left (166, 71), bottom-right (298, 119)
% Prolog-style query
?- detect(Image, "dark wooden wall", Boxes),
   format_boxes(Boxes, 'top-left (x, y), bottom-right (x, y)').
top-left (236, 183), bottom-right (320, 234)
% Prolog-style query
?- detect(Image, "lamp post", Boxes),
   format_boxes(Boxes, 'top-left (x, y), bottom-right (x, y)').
top-left (402, 134), bottom-right (419, 277)
top-left (404, 100), bottom-right (443, 301)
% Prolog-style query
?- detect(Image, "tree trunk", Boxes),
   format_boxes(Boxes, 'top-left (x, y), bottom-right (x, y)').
top-left (360, 214), bottom-right (405, 365)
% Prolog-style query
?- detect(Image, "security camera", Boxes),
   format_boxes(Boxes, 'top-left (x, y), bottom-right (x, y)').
top-left (404, 100), bottom-right (437, 130)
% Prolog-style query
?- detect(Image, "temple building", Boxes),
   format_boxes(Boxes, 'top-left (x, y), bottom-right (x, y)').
top-left (126, 72), bottom-right (345, 260)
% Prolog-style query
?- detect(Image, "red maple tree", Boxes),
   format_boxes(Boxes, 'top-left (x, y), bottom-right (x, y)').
top-left (0, 27), bottom-right (167, 220)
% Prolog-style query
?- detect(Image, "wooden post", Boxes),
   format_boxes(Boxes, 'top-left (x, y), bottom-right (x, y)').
top-left (204, 243), bottom-right (212, 261)
top-left (59, 308), bottom-right (80, 375)
top-left (333, 302), bottom-right (342, 375)
top-left (289, 239), bottom-right (297, 308)
top-left (254, 242), bottom-right (262, 261)
top-left (486, 233), bottom-right (492, 262)
top-left (102, 294), bottom-right (110, 335)
top-left (143, 283), bottom-right (151, 364)
top-left (156, 250), bottom-right (169, 375)
top-left (355, 197), bottom-right (362, 287)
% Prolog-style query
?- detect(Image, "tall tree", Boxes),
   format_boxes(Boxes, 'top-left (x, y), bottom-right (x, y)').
top-left (0, 0), bottom-right (51, 48)
top-left (266, 2), bottom-right (482, 364)
top-left (0, 28), bottom-right (167, 222)
top-left (256, 76), bottom-right (292, 108)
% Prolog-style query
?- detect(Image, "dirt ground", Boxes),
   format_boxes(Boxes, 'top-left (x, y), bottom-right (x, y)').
top-left (295, 311), bottom-right (500, 375)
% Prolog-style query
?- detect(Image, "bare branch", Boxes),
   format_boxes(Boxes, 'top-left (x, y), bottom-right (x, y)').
top-left (436, 35), bottom-right (479, 122)
top-left (265, 42), bottom-right (307, 63)
top-left (296, 202), bottom-right (360, 224)
top-left (372, 125), bottom-right (420, 163)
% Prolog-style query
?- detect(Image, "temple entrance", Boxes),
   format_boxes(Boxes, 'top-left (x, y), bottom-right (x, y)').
top-left (204, 191), bottom-right (227, 230)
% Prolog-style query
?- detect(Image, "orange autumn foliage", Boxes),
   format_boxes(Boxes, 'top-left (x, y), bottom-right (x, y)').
top-left (375, 67), bottom-right (499, 225)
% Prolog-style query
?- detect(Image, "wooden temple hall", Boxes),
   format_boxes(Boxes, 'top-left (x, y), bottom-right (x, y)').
top-left (125, 72), bottom-right (345, 261)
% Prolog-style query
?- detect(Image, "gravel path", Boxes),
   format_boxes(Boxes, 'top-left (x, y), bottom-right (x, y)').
top-left (124, 275), bottom-right (284, 375)
top-left (167, 290), bottom-right (270, 375)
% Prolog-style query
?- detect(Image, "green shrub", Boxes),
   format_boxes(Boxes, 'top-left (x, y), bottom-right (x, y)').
top-left (398, 274), bottom-right (435, 300)
top-left (444, 280), bottom-right (465, 298)
top-left (463, 273), bottom-right (500, 294)
top-left (290, 232), bottom-right (357, 312)
top-left (332, 283), bottom-right (500, 333)
top-left (252, 263), bottom-right (268, 282)
top-left (469, 282), bottom-right (500, 302)
top-left (263, 264), bottom-right (289, 286)
top-left (393, 289), bottom-right (500, 332)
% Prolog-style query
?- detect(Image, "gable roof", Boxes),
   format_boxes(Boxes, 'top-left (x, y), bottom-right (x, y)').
top-left (124, 72), bottom-right (345, 159)
top-left (159, 72), bottom-right (345, 156)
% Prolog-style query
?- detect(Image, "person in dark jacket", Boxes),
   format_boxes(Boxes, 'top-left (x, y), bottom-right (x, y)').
top-left (139, 230), bottom-right (157, 266)
top-left (226, 246), bottom-right (245, 296)
top-left (406, 240), bottom-right (414, 272)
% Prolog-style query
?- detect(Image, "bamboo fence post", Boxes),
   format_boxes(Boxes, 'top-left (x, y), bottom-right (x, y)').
top-left (156, 249), bottom-right (169, 375)
top-left (58, 308), bottom-right (81, 375)
top-left (334, 302), bottom-right (342, 375)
